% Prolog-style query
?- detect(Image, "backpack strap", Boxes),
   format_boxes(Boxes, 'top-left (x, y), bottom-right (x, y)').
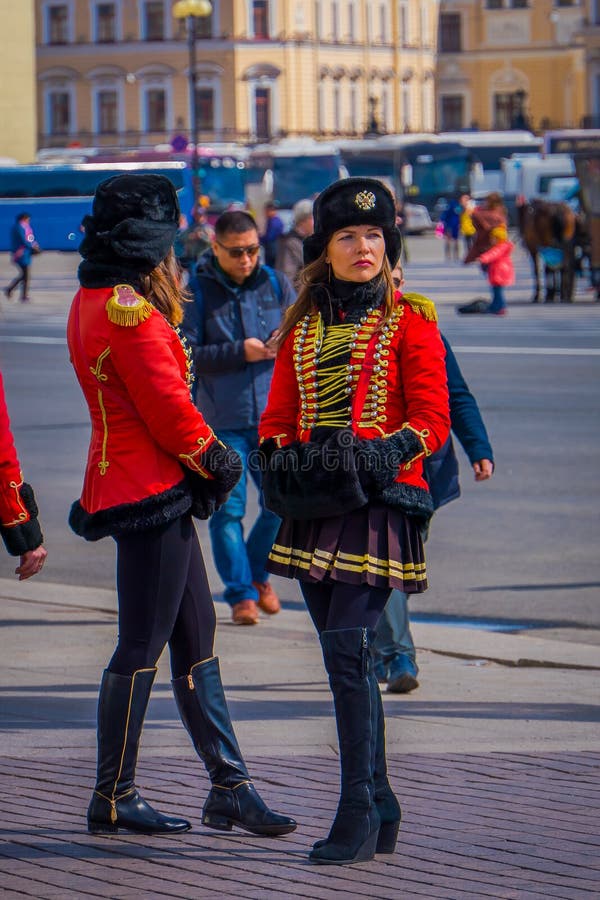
top-left (262, 265), bottom-right (283, 305)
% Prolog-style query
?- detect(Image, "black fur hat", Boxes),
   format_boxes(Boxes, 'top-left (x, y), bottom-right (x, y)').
top-left (303, 177), bottom-right (402, 266)
top-left (79, 173), bottom-right (180, 286)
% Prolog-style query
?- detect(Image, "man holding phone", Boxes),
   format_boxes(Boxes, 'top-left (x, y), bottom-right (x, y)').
top-left (183, 210), bottom-right (296, 625)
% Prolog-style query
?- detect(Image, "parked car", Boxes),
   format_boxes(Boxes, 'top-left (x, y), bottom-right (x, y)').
top-left (404, 203), bottom-right (433, 234)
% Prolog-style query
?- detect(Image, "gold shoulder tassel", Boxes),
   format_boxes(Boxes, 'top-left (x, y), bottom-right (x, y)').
top-left (105, 284), bottom-right (154, 327)
top-left (402, 292), bottom-right (438, 322)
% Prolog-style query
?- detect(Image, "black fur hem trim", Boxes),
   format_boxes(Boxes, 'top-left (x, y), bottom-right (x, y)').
top-left (376, 482), bottom-right (434, 521)
top-left (69, 481), bottom-right (192, 541)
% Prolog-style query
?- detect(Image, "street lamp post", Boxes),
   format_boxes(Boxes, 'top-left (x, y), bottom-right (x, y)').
top-left (173, 0), bottom-right (213, 211)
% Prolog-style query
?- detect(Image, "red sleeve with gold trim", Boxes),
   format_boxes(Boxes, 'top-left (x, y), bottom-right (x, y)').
top-left (108, 309), bottom-right (217, 473)
top-left (397, 304), bottom-right (450, 463)
top-left (0, 372), bottom-right (29, 527)
top-left (259, 330), bottom-right (300, 447)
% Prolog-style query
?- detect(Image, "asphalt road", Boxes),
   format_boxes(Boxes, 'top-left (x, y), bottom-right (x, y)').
top-left (1, 237), bottom-right (598, 644)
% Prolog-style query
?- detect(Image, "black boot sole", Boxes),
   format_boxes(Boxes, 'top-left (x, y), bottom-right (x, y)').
top-left (88, 820), bottom-right (191, 835)
top-left (309, 830), bottom-right (378, 865)
top-left (202, 812), bottom-right (296, 836)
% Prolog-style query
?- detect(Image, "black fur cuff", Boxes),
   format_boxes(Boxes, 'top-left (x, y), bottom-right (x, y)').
top-left (0, 483), bottom-right (44, 556)
top-left (356, 429), bottom-right (423, 491)
top-left (199, 440), bottom-right (243, 493)
top-left (377, 481), bottom-right (434, 521)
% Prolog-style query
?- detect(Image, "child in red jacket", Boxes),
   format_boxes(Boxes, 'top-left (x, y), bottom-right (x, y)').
top-left (478, 225), bottom-right (514, 316)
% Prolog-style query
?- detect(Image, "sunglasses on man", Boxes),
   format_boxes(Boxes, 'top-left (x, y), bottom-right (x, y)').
top-left (216, 240), bottom-right (261, 259)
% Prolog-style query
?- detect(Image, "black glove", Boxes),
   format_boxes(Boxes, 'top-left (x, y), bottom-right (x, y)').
top-left (0, 482), bottom-right (44, 556)
top-left (355, 428), bottom-right (423, 493)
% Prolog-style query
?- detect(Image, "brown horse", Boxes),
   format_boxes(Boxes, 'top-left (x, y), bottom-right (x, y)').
top-left (517, 198), bottom-right (577, 303)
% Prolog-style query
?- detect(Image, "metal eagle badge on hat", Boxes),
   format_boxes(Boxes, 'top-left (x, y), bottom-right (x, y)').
top-left (354, 190), bottom-right (377, 211)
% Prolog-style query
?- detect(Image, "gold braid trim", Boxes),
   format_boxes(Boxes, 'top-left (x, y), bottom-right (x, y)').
top-left (105, 284), bottom-right (154, 327)
top-left (402, 292), bottom-right (438, 322)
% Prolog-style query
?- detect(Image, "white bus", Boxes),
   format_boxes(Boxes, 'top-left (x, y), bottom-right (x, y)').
top-left (439, 130), bottom-right (543, 195)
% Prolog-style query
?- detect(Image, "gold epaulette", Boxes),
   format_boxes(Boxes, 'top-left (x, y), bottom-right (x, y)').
top-left (401, 292), bottom-right (438, 322)
top-left (105, 284), bottom-right (154, 327)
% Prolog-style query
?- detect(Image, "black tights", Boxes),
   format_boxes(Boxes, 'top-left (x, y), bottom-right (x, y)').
top-left (109, 514), bottom-right (216, 679)
top-left (299, 580), bottom-right (392, 636)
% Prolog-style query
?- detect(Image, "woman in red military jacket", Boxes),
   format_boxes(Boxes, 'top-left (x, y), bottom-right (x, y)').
top-left (259, 178), bottom-right (450, 865)
top-left (69, 174), bottom-right (295, 839)
top-left (0, 371), bottom-right (46, 578)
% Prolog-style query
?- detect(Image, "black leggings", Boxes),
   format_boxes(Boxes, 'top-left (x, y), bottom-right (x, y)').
top-left (109, 514), bottom-right (215, 679)
top-left (299, 581), bottom-right (392, 636)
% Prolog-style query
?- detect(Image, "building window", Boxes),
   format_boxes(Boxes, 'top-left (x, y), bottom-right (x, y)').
top-left (49, 91), bottom-right (71, 133)
top-left (348, 1), bottom-right (355, 40)
top-left (511, 0), bottom-right (528, 7)
top-left (379, 3), bottom-right (387, 41)
top-left (332, 1), bottom-right (340, 40)
top-left (95, 3), bottom-right (117, 42)
top-left (350, 84), bottom-right (358, 131)
top-left (398, 1), bottom-right (409, 46)
top-left (253, 1), bottom-right (269, 38)
top-left (439, 13), bottom-right (461, 52)
top-left (441, 95), bottom-right (464, 130)
top-left (333, 84), bottom-right (341, 131)
top-left (486, 0), bottom-right (504, 8)
top-left (196, 10), bottom-right (213, 37)
top-left (255, 86), bottom-right (271, 138)
top-left (97, 90), bottom-right (118, 133)
top-left (146, 88), bottom-right (166, 131)
top-left (48, 5), bottom-right (69, 44)
top-left (143, 1), bottom-right (165, 40)
top-left (196, 87), bottom-right (214, 129)
top-left (402, 82), bottom-right (411, 130)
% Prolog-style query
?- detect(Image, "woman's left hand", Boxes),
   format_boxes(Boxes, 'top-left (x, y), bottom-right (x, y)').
top-left (15, 545), bottom-right (48, 580)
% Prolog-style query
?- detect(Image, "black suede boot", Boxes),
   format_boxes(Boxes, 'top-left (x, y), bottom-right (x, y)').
top-left (172, 657), bottom-right (296, 837)
top-left (370, 672), bottom-right (402, 853)
top-left (87, 668), bottom-right (191, 835)
top-left (309, 628), bottom-right (380, 865)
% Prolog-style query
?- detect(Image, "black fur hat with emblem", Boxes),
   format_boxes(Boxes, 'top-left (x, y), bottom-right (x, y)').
top-left (303, 176), bottom-right (402, 267)
top-left (78, 173), bottom-right (180, 288)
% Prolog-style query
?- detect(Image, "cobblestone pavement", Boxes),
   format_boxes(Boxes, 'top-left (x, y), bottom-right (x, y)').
top-left (1, 751), bottom-right (599, 899)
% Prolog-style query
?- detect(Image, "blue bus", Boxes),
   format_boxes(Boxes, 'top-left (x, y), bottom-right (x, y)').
top-left (0, 161), bottom-right (191, 252)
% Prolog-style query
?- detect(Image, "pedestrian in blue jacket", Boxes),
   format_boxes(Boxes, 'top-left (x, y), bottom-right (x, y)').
top-left (374, 267), bottom-right (494, 692)
top-left (182, 210), bottom-right (296, 625)
top-left (4, 212), bottom-right (40, 302)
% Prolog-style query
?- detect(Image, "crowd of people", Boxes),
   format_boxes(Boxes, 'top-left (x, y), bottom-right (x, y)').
top-left (1, 172), bottom-right (504, 866)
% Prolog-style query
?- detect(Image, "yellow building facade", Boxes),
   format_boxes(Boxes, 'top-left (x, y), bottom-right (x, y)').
top-left (437, 0), bottom-right (589, 132)
top-left (35, 0), bottom-right (440, 149)
top-left (0, 1), bottom-right (36, 163)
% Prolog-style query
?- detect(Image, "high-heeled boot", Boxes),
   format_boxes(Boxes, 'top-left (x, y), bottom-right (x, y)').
top-left (87, 668), bottom-right (191, 834)
top-left (370, 672), bottom-right (402, 853)
top-left (172, 656), bottom-right (296, 836)
top-left (309, 627), bottom-right (380, 865)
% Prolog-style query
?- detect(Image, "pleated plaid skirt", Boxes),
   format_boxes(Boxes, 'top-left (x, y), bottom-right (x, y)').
top-left (267, 503), bottom-right (427, 593)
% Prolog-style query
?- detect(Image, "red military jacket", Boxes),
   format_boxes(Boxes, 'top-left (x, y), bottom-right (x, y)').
top-left (259, 292), bottom-right (450, 492)
top-left (0, 372), bottom-right (30, 528)
top-left (67, 284), bottom-right (217, 539)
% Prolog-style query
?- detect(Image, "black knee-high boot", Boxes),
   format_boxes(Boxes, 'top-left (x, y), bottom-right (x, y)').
top-left (172, 657), bottom-right (296, 836)
top-left (309, 627), bottom-right (380, 865)
top-left (87, 668), bottom-right (191, 834)
top-left (370, 673), bottom-right (402, 853)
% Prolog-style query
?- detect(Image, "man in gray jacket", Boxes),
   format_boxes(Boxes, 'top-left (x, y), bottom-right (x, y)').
top-left (183, 210), bottom-right (296, 624)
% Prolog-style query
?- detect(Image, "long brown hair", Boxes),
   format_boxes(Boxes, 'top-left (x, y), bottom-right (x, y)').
top-left (277, 249), bottom-right (396, 345)
top-left (140, 249), bottom-right (188, 326)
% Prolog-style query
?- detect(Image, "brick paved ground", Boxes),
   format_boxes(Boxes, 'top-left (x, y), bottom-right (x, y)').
top-left (1, 751), bottom-right (599, 899)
